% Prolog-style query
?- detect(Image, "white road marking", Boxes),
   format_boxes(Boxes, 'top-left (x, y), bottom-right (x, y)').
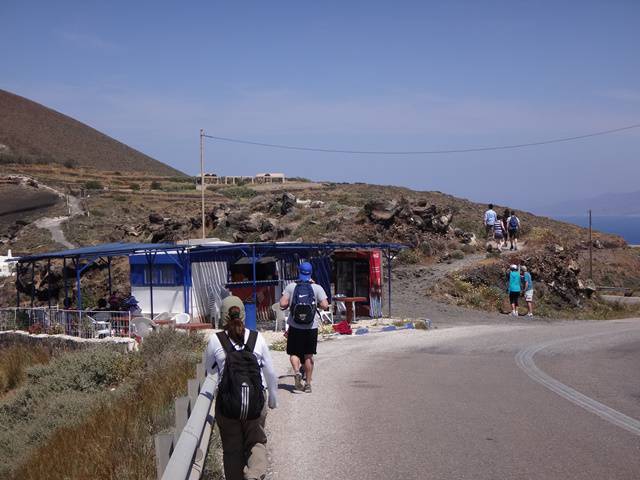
top-left (516, 328), bottom-right (640, 437)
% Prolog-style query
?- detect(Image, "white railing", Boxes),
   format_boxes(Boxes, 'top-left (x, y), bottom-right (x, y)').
top-left (0, 307), bottom-right (132, 338)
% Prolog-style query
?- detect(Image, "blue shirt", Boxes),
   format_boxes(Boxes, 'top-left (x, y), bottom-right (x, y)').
top-left (523, 272), bottom-right (533, 291)
top-left (508, 271), bottom-right (521, 292)
top-left (484, 209), bottom-right (497, 226)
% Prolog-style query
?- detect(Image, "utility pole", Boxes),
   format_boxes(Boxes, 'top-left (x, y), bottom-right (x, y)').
top-left (200, 129), bottom-right (205, 239)
top-left (589, 209), bottom-right (593, 279)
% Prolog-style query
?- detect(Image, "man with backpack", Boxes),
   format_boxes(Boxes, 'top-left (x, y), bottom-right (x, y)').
top-left (507, 210), bottom-right (521, 250)
top-left (206, 296), bottom-right (278, 480)
top-left (279, 261), bottom-right (329, 393)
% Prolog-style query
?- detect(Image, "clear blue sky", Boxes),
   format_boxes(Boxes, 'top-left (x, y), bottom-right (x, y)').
top-left (1, 1), bottom-right (639, 211)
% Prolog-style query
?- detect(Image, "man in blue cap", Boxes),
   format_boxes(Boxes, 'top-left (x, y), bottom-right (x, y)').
top-left (279, 261), bottom-right (329, 393)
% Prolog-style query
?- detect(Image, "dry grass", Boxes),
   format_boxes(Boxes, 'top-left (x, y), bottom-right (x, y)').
top-left (0, 345), bottom-right (51, 395)
top-left (1, 329), bottom-right (206, 479)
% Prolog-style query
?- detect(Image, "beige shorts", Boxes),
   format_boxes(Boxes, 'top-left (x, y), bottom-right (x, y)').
top-left (525, 290), bottom-right (534, 302)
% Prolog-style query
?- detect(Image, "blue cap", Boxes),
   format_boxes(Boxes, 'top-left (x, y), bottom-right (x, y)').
top-left (299, 261), bottom-right (313, 281)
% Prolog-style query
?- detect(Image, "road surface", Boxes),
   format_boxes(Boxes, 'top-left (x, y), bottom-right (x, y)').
top-left (266, 319), bottom-right (640, 479)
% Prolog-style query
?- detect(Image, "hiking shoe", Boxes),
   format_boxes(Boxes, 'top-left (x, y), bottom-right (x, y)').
top-left (294, 373), bottom-right (304, 391)
top-left (304, 383), bottom-right (312, 393)
top-left (527, 313), bottom-right (533, 317)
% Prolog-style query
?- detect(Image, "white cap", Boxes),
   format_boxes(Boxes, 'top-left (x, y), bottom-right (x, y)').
top-left (510, 264), bottom-right (518, 270)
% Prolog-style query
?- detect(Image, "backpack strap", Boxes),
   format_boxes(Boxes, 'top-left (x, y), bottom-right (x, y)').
top-left (216, 331), bottom-right (235, 354)
top-left (244, 330), bottom-right (258, 353)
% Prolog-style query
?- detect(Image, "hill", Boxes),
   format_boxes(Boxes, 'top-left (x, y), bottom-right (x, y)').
top-left (0, 89), bottom-right (184, 176)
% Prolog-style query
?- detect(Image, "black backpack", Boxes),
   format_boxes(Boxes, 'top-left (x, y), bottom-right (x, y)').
top-left (290, 281), bottom-right (318, 325)
top-left (216, 331), bottom-right (265, 420)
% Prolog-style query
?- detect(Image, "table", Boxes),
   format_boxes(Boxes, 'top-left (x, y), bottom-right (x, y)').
top-left (333, 296), bottom-right (367, 322)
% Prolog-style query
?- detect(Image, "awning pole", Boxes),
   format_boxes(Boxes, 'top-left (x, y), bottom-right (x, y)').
top-left (47, 259), bottom-right (52, 309)
top-left (387, 248), bottom-right (392, 319)
top-left (146, 252), bottom-right (156, 319)
top-left (63, 257), bottom-right (68, 306)
top-left (75, 258), bottom-right (82, 310)
top-left (107, 257), bottom-right (113, 297)
top-left (30, 261), bottom-right (35, 309)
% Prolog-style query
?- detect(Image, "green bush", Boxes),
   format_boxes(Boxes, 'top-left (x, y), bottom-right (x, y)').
top-left (129, 183), bottom-right (141, 191)
top-left (219, 186), bottom-right (257, 200)
top-left (150, 181), bottom-right (162, 190)
top-left (84, 180), bottom-right (103, 190)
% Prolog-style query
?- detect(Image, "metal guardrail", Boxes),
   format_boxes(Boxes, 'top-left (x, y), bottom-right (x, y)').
top-left (155, 351), bottom-right (217, 480)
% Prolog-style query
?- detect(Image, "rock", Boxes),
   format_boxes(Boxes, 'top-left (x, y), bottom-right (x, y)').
top-left (310, 200), bottom-right (325, 208)
top-left (281, 193), bottom-right (297, 215)
top-left (553, 244), bottom-right (564, 253)
top-left (148, 212), bottom-right (164, 224)
top-left (593, 239), bottom-right (604, 249)
top-left (567, 260), bottom-right (580, 273)
top-left (363, 199), bottom-right (398, 224)
top-left (578, 278), bottom-right (597, 296)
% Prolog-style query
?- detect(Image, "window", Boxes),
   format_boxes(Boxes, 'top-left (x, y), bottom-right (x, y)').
top-left (140, 265), bottom-right (179, 286)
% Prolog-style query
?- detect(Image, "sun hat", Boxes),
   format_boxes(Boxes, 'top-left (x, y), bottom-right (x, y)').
top-left (510, 264), bottom-right (518, 270)
top-left (220, 295), bottom-right (246, 322)
top-left (521, 266), bottom-right (528, 272)
top-left (299, 261), bottom-right (313, 281)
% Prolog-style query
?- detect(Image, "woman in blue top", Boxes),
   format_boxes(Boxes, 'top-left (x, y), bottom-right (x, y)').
top-left (507, 264), bottom-right (521, 316)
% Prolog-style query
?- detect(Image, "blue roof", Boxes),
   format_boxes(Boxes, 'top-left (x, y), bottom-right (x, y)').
top-left (16, 242), bottom-right (185, 262)
top-left (17, 241), bottom-right (407, 263)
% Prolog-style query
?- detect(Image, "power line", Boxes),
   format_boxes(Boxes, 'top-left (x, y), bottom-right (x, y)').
top-left (203, 123), bottom-right (640, 155)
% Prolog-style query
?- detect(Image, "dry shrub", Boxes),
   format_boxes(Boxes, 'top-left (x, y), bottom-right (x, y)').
top-left (2, 329), bottom-right (205, 480)
top-left (0, 345), bottom-right (51, 395)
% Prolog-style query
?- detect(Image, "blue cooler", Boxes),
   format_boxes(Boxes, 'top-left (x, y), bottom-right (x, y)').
top-left (244, 302), bottom-right (257, 330)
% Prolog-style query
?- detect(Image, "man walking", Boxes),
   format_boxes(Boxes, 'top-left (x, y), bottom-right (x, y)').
top-left (507, 210), bottom-right (521, 250)
top-left (484, 204), bottom-right (497, 240)
top-left (507, 264), bottom-right (521, 316)
top-left (279, 261), bottom-right (329, 393)
top-left (522, 266), bottom-right (534, 317)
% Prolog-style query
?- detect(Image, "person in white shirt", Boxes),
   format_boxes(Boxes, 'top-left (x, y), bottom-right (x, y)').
top-left (206, 296), bottom-right (277, 480)
top-left (484, 204), bottom-right (497, 239)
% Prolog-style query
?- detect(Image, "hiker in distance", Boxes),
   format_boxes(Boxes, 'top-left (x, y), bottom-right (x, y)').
top-left (521, 265), bottom-right (534, 317)
top-left (484, 203), bottom-right (497, 240)
top-left (507, 264), bottom-right (522, 316)
top-left (206, 296), bottom-right (278, 480)
top-left (279, 261), bottom-right (329, 393)
top-left (507, 210), bottom-right (521, 250)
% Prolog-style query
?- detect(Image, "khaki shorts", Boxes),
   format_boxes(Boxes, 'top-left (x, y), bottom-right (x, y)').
top-left (525, 290), bottom-right (534, 302)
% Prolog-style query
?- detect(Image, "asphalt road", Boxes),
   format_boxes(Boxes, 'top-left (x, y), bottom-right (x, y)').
top-left (266, 319), bottom-right (640, 479)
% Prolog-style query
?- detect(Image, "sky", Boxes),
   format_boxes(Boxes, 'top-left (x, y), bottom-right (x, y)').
top-left (1, 0), bottom-right (639, 212)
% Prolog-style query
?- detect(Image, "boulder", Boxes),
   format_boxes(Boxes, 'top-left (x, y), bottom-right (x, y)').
top-left (281, 192), bottom-right (297, 215)
top-left (363, 199), bottom-right (398, 224)
top-left (148, 212), bottom-right (164, 224)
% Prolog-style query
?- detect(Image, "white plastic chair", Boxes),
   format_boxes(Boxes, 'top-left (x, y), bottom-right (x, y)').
top-left (172, 312), bottom-right (191, 325)
top-left (319, 309), bottom-right (334, 325)
top-left (86, 315), bottom-right (111, 339)
top-left (272, 303), bottom-right (288, 331)
top-left (130, 317), bottom-right (156, 340)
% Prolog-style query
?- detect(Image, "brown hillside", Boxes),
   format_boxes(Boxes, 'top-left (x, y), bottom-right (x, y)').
top-left (0, 89), bottom-right (184, 176)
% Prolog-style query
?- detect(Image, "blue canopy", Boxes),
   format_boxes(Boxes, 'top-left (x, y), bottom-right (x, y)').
top-left (15, 242), bottom-right (185, 262)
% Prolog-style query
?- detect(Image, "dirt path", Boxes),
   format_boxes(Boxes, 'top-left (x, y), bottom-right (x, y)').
top-left (29, 180), bottom-right (83, 249)
top-left (387, 241), bottom-right (528, 326)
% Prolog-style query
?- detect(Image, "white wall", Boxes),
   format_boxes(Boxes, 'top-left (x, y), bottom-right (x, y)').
top-left (132, 286), bottom-right (185, 317)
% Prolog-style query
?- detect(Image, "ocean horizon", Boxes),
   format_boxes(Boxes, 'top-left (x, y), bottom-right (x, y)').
top-left (554, 215), bottom-right (640, 245)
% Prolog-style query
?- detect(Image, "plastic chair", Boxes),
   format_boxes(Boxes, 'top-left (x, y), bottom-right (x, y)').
top-left (152, 311), bottom-right (172, 322)
top-left (130, 317), bottom-right (156, 340)
top-left (272, 303), bottom-right (288, 331)
top-left (319, 309), bottom-right (334, 325)
top-left (85, 315), bottom-right (111, 339)
top-left (172, 312), bottom-right (191, 325)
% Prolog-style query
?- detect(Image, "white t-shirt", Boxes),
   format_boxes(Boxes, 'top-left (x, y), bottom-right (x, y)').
top-left (283, 282), bottom-right (328, 329)
top-left (205, 328), bottom-right (278, 407)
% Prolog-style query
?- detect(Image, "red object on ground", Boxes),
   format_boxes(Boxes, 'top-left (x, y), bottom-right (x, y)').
top-left (333, 320), bottom-right (352, 335)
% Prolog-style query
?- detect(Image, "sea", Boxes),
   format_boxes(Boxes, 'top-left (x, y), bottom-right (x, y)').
top-left (554, 216), bottom-right (640, 245)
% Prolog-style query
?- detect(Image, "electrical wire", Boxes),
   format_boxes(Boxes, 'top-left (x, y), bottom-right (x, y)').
top-left (202, 123), bottom-right (640, 155)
